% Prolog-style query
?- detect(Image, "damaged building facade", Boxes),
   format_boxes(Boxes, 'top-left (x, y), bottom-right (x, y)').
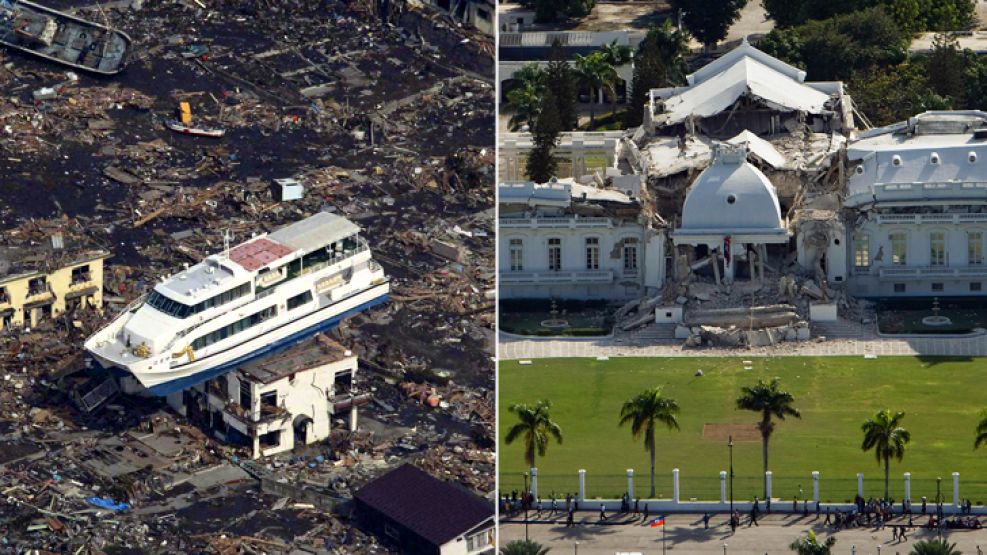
top-left (0, 233), bottom-right (110, 329)
top-left (170, 335), bottom-right (360, 459)
top-left (500, 38), bottom-right (987, 344)
top-left (498, 177), bottom-right (665, 300)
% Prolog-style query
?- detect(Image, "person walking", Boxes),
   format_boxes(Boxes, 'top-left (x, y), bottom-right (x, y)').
top-left (566, 507), bottom-right (575, 527)
top-left (749, 506), bottom-right (759, 527)
top-left (702, 512), bottom-right (711, 529)
top-left (599, 504), bottom-right (606, 522)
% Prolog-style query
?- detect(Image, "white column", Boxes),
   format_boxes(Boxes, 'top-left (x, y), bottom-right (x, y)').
top-left (627, 469), bottom-right (634, 499)
top-left (720, 471), bottom-right (727, 504)
top-left (812, 471), bottom-right (820, 505)
top-left (673, 468), bottom-right (680, 503)
top-left (904, 472), bottom-right (911, 501)
top-left (578, 469), bottom-right (586, 502)
top-left (765, 471), bottom-right (773, 501)
top-left (349, 403), bottom-right (358, 432)
top-left (530, 467), bottom-right (538, 499)
top-left (953, 472), bottom-right (960, 508)
top-left (857, 473), bottom-right (864, 497)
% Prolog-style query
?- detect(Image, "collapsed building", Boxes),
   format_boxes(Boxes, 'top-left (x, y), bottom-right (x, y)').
top-left (0, 228), bottom-right (110, 330)
top-left (500, 40), bottom-right (987, 345)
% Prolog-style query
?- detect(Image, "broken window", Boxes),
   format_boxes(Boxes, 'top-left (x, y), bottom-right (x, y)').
top-left (585, 237), bottom-right (599, 270)
top-left (0, 287), bottom-right (8, 304)
top-left (971, 282), bottom-right (982, 292)
top-left (260, 391), bottom-right (278, 414)
top-left (853, 235), bottom-right (870, 270)
top-left (71, 265), bottom-right (90, 284)
top-left (259, 430), bottom-right (280, 448)
top-left (894, 283), bottom-right (906, 293)
top-left (969, 231), bottom-right (983, 265)
top-left (27, 276), bottom-right (46, 296)
top-left (930, 231), bottom-right (946, 266)
top-left (548, 238), bottom-right (561, 271)
top-left (890, 233), bottom-right (907, 265)
top-left (239, 379), bottom-right (251, 410)
top-left (932, 283), bottom-right (944, 292)
top-left (509, 239), bottom-right (523, 272)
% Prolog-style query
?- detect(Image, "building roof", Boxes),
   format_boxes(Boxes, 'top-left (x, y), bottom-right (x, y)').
top-left (355, 464), bottom-right (493, 547)
top-left (0, 222), bottom-right (111, 285)
top-left (268, 211), bottom-right (360, 255)
top-left (679, 146), bottom-right (784, 234)
top-left (238, 334), bottom-right (353, 384)
top-left (727, 130), bottom-right (788, 169)
top-left (846, 111), bottom-right (987, 207)
top-left (652, 41), bottom-right (834, 126)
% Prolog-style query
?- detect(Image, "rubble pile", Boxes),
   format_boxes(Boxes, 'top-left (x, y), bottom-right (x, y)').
top-left (0, 0), bottom-right (493, 551)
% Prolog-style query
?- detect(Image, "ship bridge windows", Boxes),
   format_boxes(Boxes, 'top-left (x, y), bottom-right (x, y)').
top-left (147, 290), bottom-right (193, 318)
top-left (148, 283), bottom-right (251, 319)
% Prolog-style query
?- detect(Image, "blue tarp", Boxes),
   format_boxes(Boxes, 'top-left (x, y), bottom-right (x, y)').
top-left (86, 497), bottom-right (130, 511)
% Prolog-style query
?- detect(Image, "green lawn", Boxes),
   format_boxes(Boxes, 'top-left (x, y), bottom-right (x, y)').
top-left (499, 356), bottom-right (987, 504)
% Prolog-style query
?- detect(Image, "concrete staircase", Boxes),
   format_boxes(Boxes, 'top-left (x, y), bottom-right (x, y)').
top-left (810, 319), bottom-right (872, 339)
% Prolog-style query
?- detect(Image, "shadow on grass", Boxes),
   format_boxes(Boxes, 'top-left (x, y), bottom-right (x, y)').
top-left (915, 355), bottom-right (976, 366)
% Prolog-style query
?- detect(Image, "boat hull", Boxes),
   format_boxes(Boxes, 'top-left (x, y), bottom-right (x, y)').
top-left (91, 282), bottom-right (389, 396)
top-left (0, 0), bottom-right (132, 75)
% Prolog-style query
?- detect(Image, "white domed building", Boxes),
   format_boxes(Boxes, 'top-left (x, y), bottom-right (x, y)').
top-left (674, 145), bottom-right (790, 284)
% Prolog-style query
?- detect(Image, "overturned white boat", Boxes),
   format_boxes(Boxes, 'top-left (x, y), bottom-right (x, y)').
top-left (85, 212), bottom-right (389, 396)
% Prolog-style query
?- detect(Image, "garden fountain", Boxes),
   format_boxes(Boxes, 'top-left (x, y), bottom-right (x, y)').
top-left (540, 299), bottom-right (570, 329)
top-left (921, 297), bottom-right (953, 327)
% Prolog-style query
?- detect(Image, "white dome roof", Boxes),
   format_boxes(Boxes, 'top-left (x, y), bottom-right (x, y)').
top-left (680, 149), bottom-right (783, 231)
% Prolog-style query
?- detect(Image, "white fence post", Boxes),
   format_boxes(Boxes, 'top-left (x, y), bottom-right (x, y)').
top-left (812, 471), bottom-right (820, 507)
top-left (530, 467), bottom-right (538, 499)
top-left (673, 468), bottom-right (680, 503)
top-left (578, 469), bottom-right (586, 502)
top-left (627, 469), bottom-right (634, 500)
top-left (720, 471), bottom-right (727, 504)
top-left (953, 472), bottom-right (960, 508)
top-left (857, 473), bottom-right (864, 497)
top-left (904, 472), bottom-right (911, 502)
top-left (765, 471), bottom-right (773, 502)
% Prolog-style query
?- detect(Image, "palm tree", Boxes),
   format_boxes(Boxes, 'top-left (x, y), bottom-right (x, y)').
top-left (598, 40), bottom-right (631, 117)
top-left (736, 377), bottom-right (801, 499)
top-left (789, 530), bottom-right (836, 555)
top-left (574, 51), bottom-right (617, 127)
top-left (618, 387), bottom-right (680, 498)
top-left (500, 539), bottom-right (550, 555)
top-left (506, 83), bottom-right (543, 131)
top-left (504, 400), bottom-right (563, 469)
top-left (975, 409), bottom-right (987, 450)
top-left (910, 539), bottom-right (962, 555)
top-left (861, 409), bottom-right (911, 501)
top-left (505, 63), bottom-right (546, 131)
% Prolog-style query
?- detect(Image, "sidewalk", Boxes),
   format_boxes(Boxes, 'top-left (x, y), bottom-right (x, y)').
top-left (500, 514), bottom-right (987, 554)
top-left (499, 323), bottom-right (987, 360)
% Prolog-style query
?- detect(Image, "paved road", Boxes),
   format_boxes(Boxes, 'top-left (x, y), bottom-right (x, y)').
top-left (501, 514), bottom-right (987, 554)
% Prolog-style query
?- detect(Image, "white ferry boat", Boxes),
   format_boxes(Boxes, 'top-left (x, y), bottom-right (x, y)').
top-left (85, 212), bottom-right (389, 396)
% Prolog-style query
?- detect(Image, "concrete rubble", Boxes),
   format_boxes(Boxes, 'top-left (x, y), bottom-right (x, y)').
top-left (0, 0), bottom-right (493, 551)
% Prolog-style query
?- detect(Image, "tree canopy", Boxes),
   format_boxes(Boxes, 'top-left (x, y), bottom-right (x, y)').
top-left (669, 0), bottom-right (747, 51)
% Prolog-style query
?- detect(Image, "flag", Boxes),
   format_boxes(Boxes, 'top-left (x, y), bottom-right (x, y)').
top-left (648, 516), bottom-right (666, 527)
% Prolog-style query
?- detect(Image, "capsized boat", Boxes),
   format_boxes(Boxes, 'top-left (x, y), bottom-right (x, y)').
top-left (84, 212), bottom-right (390, 396)
top-left (0, 0), bottom-right (131, 75)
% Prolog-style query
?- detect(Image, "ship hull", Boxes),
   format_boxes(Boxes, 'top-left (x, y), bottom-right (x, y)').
top-left (90, 282), bottom-right (389, 396)
top-left (0, 0), bottom-right (132, 75)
